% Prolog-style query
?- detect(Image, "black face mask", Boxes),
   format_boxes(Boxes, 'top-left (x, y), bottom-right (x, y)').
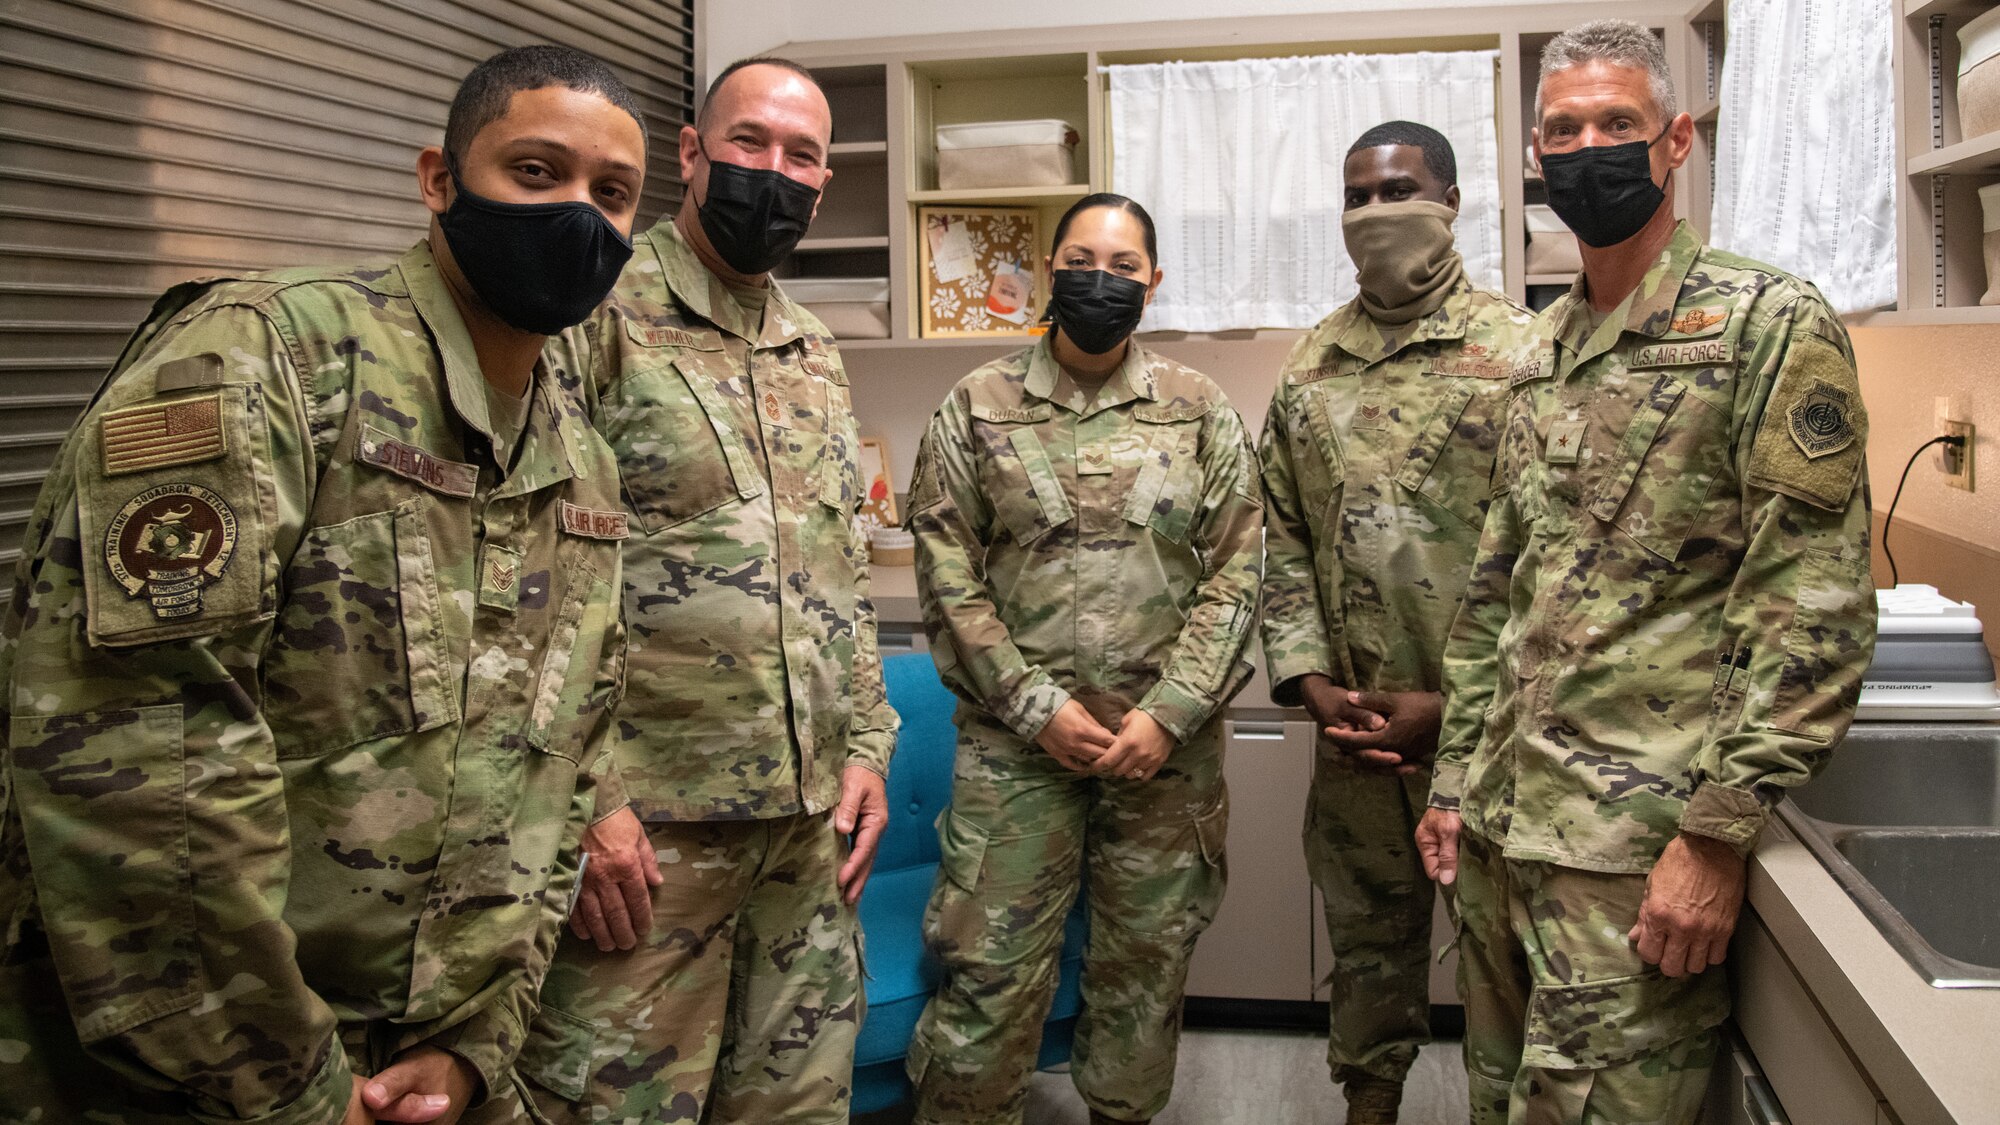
top-left (1539, 131), bottom-right (1668, 249)
top-left (437, 170), bottom-right (633, 335)
top-left (1047, 269), bottom-right (1149, 355)
top-left (695, 141), bottom-right (821, 275)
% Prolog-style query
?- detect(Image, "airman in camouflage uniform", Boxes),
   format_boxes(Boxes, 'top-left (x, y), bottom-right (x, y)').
top-left (0, 47), bottom-right (649, 1125)
top-left (905, 273), bottom-right (1263, 1125)
top-left (1258, 123), bottom-right (1540, 1124)
top-left (1420, 23), bottom-right (1876, 1124)
top-left (514, 58), bottom-right (896, 1125)
top-left (0, 149), bottom-right (641, 1125)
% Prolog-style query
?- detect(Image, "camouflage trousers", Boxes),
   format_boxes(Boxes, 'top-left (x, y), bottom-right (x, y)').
top-left (908, 713), bottom-right (1228, 1125)
top-left (1304, 757), bottom-right (1435, 1087)
top-left (502, 812), bottom-right (862, 1125)
top-left (1455, 829), bottom-right (1729, 1125)
top-left (0, 951), bottom-right (538, 1124)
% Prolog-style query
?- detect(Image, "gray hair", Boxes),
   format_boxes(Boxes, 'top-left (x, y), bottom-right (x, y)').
top-left (1536, 19), bottom-right (1678, 124)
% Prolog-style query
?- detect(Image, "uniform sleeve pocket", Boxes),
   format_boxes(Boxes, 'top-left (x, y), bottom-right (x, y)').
top-left (515, 1001), bottom-right (598, 1104)
top-left (1520, 968), bottom-right (1729, 1071)
top-left (11, 705), bottom-right (199, 1041)
top-left (261, 500), bottom-right (456, 758)
top-left (1772, 547), bottom-right (1872, 740)
top-left (1168, 601), bottom-right (1251, 692)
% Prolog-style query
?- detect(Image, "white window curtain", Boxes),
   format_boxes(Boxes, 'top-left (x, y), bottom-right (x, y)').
top-left (1711, 0), bottom-right (1896, 314)
top-left (1108, 51), bottom-right (1502, 333)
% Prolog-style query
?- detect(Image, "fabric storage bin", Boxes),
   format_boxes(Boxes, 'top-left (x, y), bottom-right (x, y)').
top-left (936, 119), bottom-right (1079, 190)
top-left (785, 277), bottom-right (891, 339)
top-left (1524, 204), bottom-right (1582, 275)
top-left (1961, 7), bottom-right (2000, 139)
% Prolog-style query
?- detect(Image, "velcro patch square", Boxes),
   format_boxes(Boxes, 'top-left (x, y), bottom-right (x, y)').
top-left (1545, 417), bottom-right (1587, 464)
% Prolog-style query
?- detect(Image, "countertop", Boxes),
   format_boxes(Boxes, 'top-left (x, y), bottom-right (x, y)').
top-left (1747, 817), bottom-right (2000, 1124)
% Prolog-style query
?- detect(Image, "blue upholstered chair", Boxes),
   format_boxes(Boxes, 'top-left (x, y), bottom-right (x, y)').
top-left (852, 652), bottom-right (1088, 1114)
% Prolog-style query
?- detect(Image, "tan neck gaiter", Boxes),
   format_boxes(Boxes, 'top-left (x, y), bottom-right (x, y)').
top-left (1342, 200), bottom-right (1464, 325)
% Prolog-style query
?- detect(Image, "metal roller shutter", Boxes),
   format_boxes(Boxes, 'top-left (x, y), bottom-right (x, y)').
top-left (0, 0), bottom-right (694, 572)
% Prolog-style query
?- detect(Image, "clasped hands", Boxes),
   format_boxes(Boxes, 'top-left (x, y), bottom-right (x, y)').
top-left (1298, 673), bottom-right (1442, 776)
top-left (1035, 700), bottom-right (1175, 780)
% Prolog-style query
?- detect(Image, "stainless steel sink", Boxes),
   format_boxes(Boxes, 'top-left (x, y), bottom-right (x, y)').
top-left (1778, 723), bottom-right (2000, 988)
top-left (1787, 724), bottom-right (2000, 828)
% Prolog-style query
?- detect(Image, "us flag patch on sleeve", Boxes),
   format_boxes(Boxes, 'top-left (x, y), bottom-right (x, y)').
top-left (101, 393), bottom-right (227, 476)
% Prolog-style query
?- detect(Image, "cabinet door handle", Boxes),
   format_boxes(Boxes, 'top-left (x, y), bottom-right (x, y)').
top-left (1231, 721), bottom-right (1287, 740)
top-left (1743, 1075), bottom-right (1791, 1125)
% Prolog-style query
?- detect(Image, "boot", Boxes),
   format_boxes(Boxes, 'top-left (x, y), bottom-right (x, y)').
top-left (1342, 1076), bottom-right (1404, 1125)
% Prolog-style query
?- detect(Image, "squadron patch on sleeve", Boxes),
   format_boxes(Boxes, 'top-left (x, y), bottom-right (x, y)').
top-left (1786, 379), bottom-right (1856, 460)
top-left (1747, 332), bottom-right (1865, 511)
top-left (104, 483), bottom-right (239, 620)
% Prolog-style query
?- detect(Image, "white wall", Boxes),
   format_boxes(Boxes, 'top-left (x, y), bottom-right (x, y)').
top-left (697, 0), bottom-right (790, 85)
top-left (700, 0), bottom-right (1605, 78)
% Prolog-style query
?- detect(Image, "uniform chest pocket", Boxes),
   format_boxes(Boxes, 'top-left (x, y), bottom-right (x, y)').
top-left (1395, 382), bottom-right (1497, 529)
top-left (610, 354), bottom-right (764, 535)
top-left (261, 498), bottom-right (457, 758)
top-left (1295, 386), bottom-right (1348, 518)
top-left (524, 553), bottom-right (615, 764)
top-left (817, 417), bottom-right (864, 516)
top-left (980, 418), bottom-right (1072, 547)
top-left (1122, 416), bottom-right (1204, 545)
top-left (1587, 373), bottom-right (1729, 561)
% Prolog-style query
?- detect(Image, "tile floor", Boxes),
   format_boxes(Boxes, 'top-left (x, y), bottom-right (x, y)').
top-left (857, 1030), bottom-right (1470, 1124)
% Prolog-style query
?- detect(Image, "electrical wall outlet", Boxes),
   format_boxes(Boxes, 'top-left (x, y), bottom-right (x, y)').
top-left (1942, 417), bottom-right (1974, 491)
top-left (1935, 397), bottom-right (1974, 491)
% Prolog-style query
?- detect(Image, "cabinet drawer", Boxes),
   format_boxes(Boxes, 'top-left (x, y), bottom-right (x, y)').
top-left (1734, 913), bottom-right (1885, 1125)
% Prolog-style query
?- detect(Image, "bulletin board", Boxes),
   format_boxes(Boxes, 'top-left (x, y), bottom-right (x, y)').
top-left (918, 206), bottom-right (1042, 338)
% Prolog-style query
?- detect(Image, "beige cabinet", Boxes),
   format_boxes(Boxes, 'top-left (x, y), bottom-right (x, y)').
top-left (1187, 717), bottom-right (1462, 1010)
top-left (1725, 912), bottom-right (1900, 1125)
top-left (1187, 718), bottom-right (1318, 1002)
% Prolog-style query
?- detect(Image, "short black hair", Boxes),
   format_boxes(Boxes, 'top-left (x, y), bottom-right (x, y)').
top-left (1050, 192), bottom-right (1159, 267)
top-left (1347, 120), bottom-right (1457, 189)
top-left (697, 57), bottom-right (824, 130)
top-left (444, 44), bottom-right (645, 166)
